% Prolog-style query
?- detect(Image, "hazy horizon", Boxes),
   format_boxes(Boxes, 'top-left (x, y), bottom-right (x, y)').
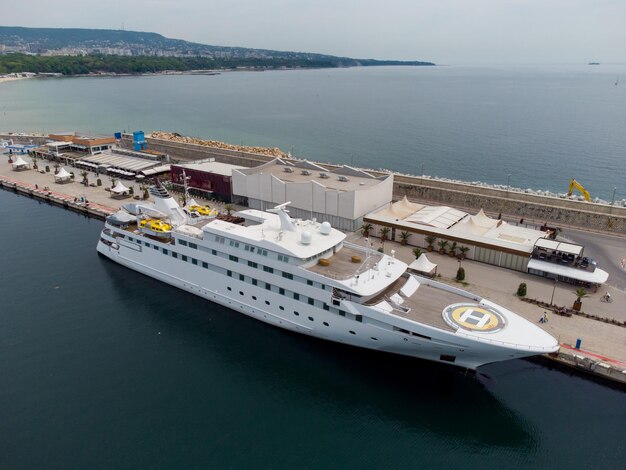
top-left (2, 1), bottom-right (625, 65)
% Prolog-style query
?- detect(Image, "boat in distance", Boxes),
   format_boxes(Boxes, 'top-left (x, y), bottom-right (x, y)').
top-left (97, 183), bottom-right (558, 370)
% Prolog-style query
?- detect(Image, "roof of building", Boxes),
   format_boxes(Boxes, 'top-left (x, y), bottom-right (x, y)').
top-left (235, 158), bottom-right (387, 192)
top-left (173, 159), bottom-right (245, 177)
top-left (367, 199), bottom-right (546, 253)
top-left (78, 151), bottom-right (161, 173)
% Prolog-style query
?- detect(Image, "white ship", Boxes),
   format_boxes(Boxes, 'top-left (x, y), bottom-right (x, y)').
top-left (97, 183), bottom-right (558, 370)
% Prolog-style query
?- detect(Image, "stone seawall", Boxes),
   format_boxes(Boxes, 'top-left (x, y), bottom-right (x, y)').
top-left (4, 133), bottom-right (625, 235)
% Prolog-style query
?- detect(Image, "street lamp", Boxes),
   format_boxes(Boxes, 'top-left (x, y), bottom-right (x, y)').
top-left (550, 278), bottom-right (558, 305)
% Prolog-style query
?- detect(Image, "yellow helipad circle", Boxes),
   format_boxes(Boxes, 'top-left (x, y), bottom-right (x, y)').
top-left (443, 304), bottom-right (505, 333)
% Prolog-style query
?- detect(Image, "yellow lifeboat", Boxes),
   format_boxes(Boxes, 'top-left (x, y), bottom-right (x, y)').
top-left (188, 205), bottom-right (218, 217)
top-left (139, 219), bottom-right (173, 238)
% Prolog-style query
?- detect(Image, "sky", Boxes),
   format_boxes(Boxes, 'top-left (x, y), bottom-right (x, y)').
top-left (3, 0), bottom-right (625, 64)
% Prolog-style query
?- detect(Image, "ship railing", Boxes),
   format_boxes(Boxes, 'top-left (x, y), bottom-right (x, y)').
top-left (454, 330), bottom-right (558, 352)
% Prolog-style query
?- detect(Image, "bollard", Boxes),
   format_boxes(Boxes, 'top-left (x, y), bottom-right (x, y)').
top-left (575, 338), bottom-right (582, 349)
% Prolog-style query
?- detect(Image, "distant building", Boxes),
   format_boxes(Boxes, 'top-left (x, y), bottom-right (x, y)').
top-left (170, 159), bottom-right (246, 202)
top-left (232, 158), bottom-right (393, 231)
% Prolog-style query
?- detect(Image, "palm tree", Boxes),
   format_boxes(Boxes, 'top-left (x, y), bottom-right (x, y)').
top-left (412, 247), bottom-right (422, 259)
top-left (425, 235), bottom-right (437, 252)
top-left (361, 223), bottom-right (373, 238)
top-left (459, 246), bottom-right (470, 260)
top-left (399, 231), bottom-right (412, 246)
top-left (448, 241), bottom-right (457, 257)
top-left (573, 287), bottom-right (587, 311)
top-left (380, 226), bottom-right (391, 241)
top-left (224, 203), bottom-right (234, 216)
top-left (437, 240), bottom-right (448, 255)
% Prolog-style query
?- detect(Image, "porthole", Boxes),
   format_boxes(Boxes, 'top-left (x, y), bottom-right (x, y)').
top-left (265, 300), bottom-right (270, 305)
top-left (294, 311), bottom-right (300, 316)
top-left (279, 306), bottom-right (284, 311)
top-left (239, 291), bottom-right (244, 296)
top-left (370, 337), bottom-right (378, 341)
top-left (308, 316), bottom-right (314, 321)
top-left (252, 296), bottom-right (257, 300)
top-left (227, 287), bottom-right (232, 291)
top-left (323, 322), bottom-right (329, 326)
top-left (349, 330), bottom-right (356, 335)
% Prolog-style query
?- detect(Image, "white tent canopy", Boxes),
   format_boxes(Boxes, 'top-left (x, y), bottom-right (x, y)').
top-left (111, 181), bottom-right (130, 194)
top-left (408, 254), bottom-right (438, 276)
top-left (12, 156), bottom-right (29, 169)
top-left (54, 167), bottom-right (72, 183)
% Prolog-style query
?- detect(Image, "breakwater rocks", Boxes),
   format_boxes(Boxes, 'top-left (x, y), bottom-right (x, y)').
top-left (151, 131), bottom-right (289, 158)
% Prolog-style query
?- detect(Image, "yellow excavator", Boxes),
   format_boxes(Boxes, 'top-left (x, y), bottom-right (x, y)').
top-left (567, 178), bottom-right (591, 202)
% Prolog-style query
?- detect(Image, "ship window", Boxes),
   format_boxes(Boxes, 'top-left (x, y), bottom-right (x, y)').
top-left (229, 240), bottom-right (240, 248)
top-left (282, 272), bottom-right (293, 280)
top-left (202, 262), bottom-right (208, 269)
top-left (370, 337), bottom-right (378, 341)
top-left (227, 287), bottom-right (232, 291)
top-left (263, 266), bottom-right (273, 273)
top-left (239, 274), bottom-right (245, 281)
top-left (182, 255), bottom-right (188, 262)
top-left (211, 249), bottom-right (217, 256)
top-left (227, 270), bottom-right (232, 277)
top-left (293, 293), bottom-right (299, 300)
top-left (279, 288), bottom-right (285, 295)
top-left (239, 291), bottom-right (244, 296)
top-left (278, 254), bottom-right (290, 263)
top-left (323, 322), bottom-right (329, 326)
top-left (393, 327), bottom-right (410, 335)
top-left (279, 306), bottom-right (284, 311)
top-left (153, 245), bottom-right (158, 250)
top-left (129, 237), bottom-right (134, 242)
top-left (265, 283), bottom-right (271, 290)
top-left (189, 242), bottom-right (197, 249)
top-left (308, 316), bottom-right (314, 321)
top-left (252, 296), bottom-right (257, 300)
top-left (440, 354), bottom-right (456, 363)
top-left (257, 248), bottom-right (268, 256)
top-left (308, 298), bottom-right (314, 306)
top-left (265, 300), bottom-right (270, 305)
top-left (338, 310), bottom-right (346, 317)
top-left (229, 255), bottom-right (238, 262)
top-left (252, 279), bottom-right (257, 286)
top-left (215, 236), bottom-right (225, 244)
top-left (180, 240), bottom-right (188, 246)
top-left (192, 258), bottom-right (198, 265)
top-left (349, 330), bottom-right (356, 335)
top-left (294, 311), bottom-right (300, 316)
top-left (411, 332), bottom-right (431, 340)
top-left (172, 252), bottom-right (178, 259)
top-left (307, 280), bottom-right (313, 286)
top-left (162, 249), bottom-right (169, 255)
top-left (248, 261), bottom-right (258, 268)
top-left (355, 315), bottom-right (362, 323)
top-left (323, 304), bottom-right (330, 311)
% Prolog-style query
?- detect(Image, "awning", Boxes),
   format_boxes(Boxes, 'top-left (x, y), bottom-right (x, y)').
top-left (534, 238), bottom-right (583, 256)
top-left (535, 238), bottom-right (560, 250)
top-left (408, 254), bottom-right (437, 275)
top-left (527, 259), bottom-right (609, 284)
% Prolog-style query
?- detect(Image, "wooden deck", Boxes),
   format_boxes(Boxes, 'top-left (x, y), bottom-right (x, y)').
top-left (306, 245), bottom-right (382, 280)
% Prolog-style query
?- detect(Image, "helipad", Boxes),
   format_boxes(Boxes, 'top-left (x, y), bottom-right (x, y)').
top-left (443, 303), bottom-right (506, 333)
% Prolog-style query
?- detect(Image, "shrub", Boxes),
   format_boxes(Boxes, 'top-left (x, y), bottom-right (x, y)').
top-left (377, 247), bottom-right (384, 253)
top-left (456, 267), bottom-right (465, 281)
top-left (412, 247), bottom-right (422, 259)
top-left (45, 165), bottom-right (50, 173)
top-left (97, 178), bottom-right (102, 186)
top-left (516, 283), bottom-right (527, 297)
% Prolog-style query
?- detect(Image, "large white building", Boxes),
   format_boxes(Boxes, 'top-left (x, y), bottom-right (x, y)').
top-left (231, 158), bottom-right (393, 231)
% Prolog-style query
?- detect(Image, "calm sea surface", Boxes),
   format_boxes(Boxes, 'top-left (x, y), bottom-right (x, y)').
top-left (1, 66), bottom-right (625, 468)
top-left (1, 65), bottom-right (625, 200)
top-left (0, 192), bottom-right (625, 468)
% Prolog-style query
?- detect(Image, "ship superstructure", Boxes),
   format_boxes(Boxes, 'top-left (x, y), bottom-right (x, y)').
top-left (97, 184), bottom-right (558, 370)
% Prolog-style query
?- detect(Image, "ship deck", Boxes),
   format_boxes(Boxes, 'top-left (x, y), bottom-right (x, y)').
top-left (365, 276), bottom-right (470, 332)
top-left (306, 245), bottom-right (383, 280)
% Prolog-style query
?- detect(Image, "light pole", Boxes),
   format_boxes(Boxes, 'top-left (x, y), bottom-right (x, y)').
top-left (611, 187), bottom-right (617, 205)
top-left (507, 173), bottom-right (512, 193)
top-left (550, 278), bottom-right (558, 305)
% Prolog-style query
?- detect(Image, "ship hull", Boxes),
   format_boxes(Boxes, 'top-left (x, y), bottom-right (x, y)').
top-left (97, 238), bottom-right (545, 370)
